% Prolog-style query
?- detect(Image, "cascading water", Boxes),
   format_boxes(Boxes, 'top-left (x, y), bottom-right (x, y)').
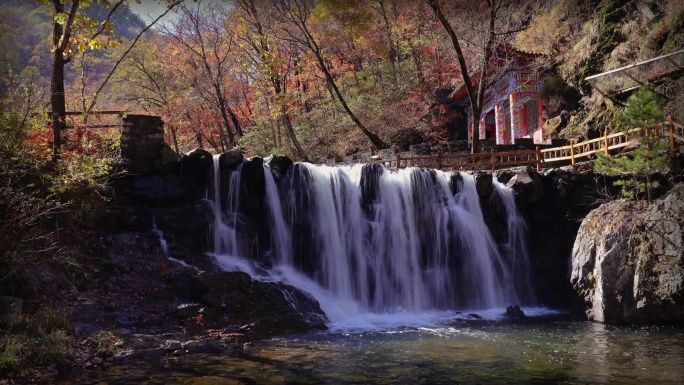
top-left (493, 180), bottom-right (536, 305)
top-left (210, 155), bottom-right (245, 270)
top-left (213, 160), bottom-right (536, 323)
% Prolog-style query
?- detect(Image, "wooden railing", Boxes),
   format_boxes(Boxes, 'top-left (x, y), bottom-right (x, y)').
top-left (375, 149), bottom-right (542, 172)
top-left (541, 117), bottom-right (683, 166)
top-left (369, 117), bottom-right (682, 172)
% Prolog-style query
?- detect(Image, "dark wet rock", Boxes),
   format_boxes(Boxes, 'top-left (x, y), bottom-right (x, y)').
top-left (506, 166), bottom-right (544, 203)
top-left (360, 163), bottom-right (384, 214)
top-left (515, 167), bottom-right (605, 310)
top-left (219, 149), bottom-right (243, 169)
top-left (177, 270), bottom-right (328, 338)
top-left (468, 313), bottom-right (483, 320)
top-left (570, 184), bottom-right (684, 325)
top-left (180, 148), bottom-right (213, 186)
top-left (481, 180), bottom-right (507, 244)
top-left (505, 305), bottom-right (525, 319)
top-left (474, 171), bottom-right (493, 197)
top-left (151, 202), bottom-right (213, 256)
top-left (264, 154), bottom-right (293, 177)
top-left (449, 172), bottom-right (463, 195)
top-left (495, 169), bottom-right (517, 185)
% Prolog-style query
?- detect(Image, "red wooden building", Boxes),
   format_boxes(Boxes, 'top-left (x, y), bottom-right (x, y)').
top-left (446, 44), bottom-right (547, 145)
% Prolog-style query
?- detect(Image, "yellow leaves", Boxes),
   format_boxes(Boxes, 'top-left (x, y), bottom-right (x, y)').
top-left (54, 12), bottom-right (68, 26)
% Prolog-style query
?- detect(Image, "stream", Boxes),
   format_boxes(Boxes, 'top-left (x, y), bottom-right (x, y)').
top-left (58, 312), bottom-right (683, 384)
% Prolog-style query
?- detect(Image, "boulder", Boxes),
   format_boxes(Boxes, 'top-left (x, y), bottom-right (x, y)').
top-left (449, 172), bottom-right (464, 195)
top-left (570, 184), bottom-right (684, 324)
top-left (219, 149), bottom-right (243, 169)
top-left (239, 157), bottom-right (266, 220)
top-left (264, 154), bottom-right (294, 177)
top-left (495, 169), bottom-right (517, 185)
top-left (506, 166), bottom-right (544, 203)
top-left (505, 305), bottom-right (525, 319)
top-left (181, 148), bottom-right (213, 185)
top-left (177, 271), bottom-right (328, 338)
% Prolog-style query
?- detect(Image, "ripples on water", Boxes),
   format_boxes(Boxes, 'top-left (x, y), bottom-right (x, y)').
top-left (58, 312), bottom-right (684, 385)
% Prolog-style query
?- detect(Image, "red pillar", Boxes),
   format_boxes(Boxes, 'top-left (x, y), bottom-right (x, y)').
top-left (537, 98), bottom-right (545, 143)
top-left (522, 103), bottom-right (528, 137)
top-left (495, 102), bottom-right (506, 145)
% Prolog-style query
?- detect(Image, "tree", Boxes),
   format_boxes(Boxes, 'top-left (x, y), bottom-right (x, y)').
top-left (236, 0), bottom-right (309, 161)
top-left (40, 0), bottom-right (181, 160)
top-left (426, 0), bottom-right (521, 154)
top-left (271, 0), bottom-right (389, 150)
top-left (166, 1), bottom-right (243, 151)
top-left (594, 85), bottom-right (669, 202)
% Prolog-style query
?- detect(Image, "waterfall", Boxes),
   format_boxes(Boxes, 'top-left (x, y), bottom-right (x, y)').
top-left (493, 180), bottom-right (536, 304)
top-left (212, 160), bottom-right (535, 317)
top-left (152, 217), bottom-right (196, 270)
top-left (210, 155), bottom-right (245, 270)
top-left (264, 166), bottom-right (292, 265)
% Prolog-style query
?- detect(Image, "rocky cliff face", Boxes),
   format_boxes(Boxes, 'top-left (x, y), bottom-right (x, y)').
top-left (570, 184), bottom-right (684, 325)
top-left (502, 165), bottom-right (604, 310)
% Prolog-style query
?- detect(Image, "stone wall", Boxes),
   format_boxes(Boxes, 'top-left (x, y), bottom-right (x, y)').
top-left (121, 115), bottom-right (165, 174)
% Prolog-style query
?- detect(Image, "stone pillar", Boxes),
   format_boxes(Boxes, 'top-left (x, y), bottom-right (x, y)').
top-left (510, 92), bottom-right (522, 143)
top-left (121, 115), bottom-right (165, 174)
top-left (495, 101), bottom-right (506, 145)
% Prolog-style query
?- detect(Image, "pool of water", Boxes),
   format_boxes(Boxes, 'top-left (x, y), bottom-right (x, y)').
top-left (58, 315), bottom-right (684, 384)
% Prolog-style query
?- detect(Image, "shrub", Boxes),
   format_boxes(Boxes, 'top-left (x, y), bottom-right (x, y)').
top-left (0, 185), bottom-right (63, 296)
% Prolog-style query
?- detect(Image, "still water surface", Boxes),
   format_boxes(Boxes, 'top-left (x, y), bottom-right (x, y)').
top-left (61, 315), bottom-right (683, 384)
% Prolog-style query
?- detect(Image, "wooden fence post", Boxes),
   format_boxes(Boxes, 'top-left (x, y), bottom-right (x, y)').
top-left (536, 146), bottom-right (542, 171)
top-left (396, 153), bottom-right (401, 168)
top-left (604, 130), bottom-right (609, 155)
top-left (670, 115), bottom-right (676, 158)
top-left (491, 148), bottom-right (496, 173)
top-left (570, 140), bottom-right (576, 166)
top-left (437, 151), bottom-right (442, 170)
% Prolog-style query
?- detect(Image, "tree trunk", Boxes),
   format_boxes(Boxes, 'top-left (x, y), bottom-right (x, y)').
top-left (315, 54), bottom-right (389, 149)
top-left (51, 51), bottom-right (66, 161)
top-left (281, 107), bottom-right (309, 162)
top-left (471, 106), bottom-right (481, 154)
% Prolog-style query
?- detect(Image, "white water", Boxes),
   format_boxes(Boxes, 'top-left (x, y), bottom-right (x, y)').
top-left (152, 217), bottom-right (196, 270)
top-left (211, 155), bottom-right (243, 262)
top-left (211, 161), bottom-right (537, 328)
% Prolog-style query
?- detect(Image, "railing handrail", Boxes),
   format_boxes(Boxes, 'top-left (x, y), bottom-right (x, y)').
top-left (343, 117), bottom-right (682, 172)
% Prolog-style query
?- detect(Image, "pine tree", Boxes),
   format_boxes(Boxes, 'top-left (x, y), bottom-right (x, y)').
top-left (594, 85), bottom-right (668, 202)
